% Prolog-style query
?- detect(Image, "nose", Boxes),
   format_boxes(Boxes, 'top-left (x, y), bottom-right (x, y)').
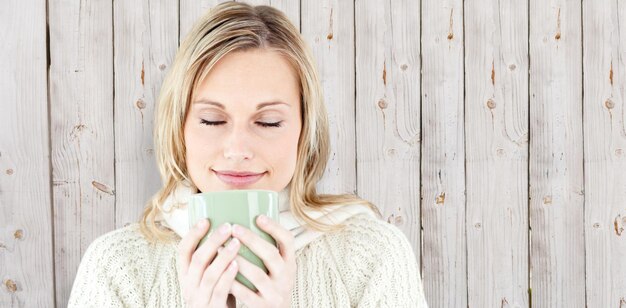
top-left (223, 124), bottom-right (254, 162)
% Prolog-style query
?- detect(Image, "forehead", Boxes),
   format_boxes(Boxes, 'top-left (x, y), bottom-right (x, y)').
top-left (192, 49), bottom-right (300, 108)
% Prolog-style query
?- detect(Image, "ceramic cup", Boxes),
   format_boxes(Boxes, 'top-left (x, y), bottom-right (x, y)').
top-left (188, 190), bottom-right (279, 292)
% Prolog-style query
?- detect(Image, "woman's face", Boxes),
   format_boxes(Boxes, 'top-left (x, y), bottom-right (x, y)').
top-left (184, 49), bottom-right (302, 192)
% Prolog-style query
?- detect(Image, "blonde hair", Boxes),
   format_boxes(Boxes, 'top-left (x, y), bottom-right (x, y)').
top-left (140, 2), bottom-right (381, 243)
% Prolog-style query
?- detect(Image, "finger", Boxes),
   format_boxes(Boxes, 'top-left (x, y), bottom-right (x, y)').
top-left (230, 280), bottom-right (264, 308)
top-left (208, 259), bottom-right (238, 306)
top-left (256, 215), bottom-right (295, 261)
top-left (199, 237), bottom-right (240, 290)
top-left (177, 219), bottom-right (210, 275)
top-left (234, 255), bottom-right (275, 298)
top-left (188, 223), bottom-right (233, 286)
top-left (231, 224), bottom-right (286, 275)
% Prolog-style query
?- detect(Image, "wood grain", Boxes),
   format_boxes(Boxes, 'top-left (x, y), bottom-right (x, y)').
top-left (583, 0), bottom-right (626, 306)
top-left (113, 0), bottom-right (178, 228)
top-left (355, 0), bottom-right (421, 257)
top-left (0, 0), bottom-right (54, 307)
top-left (49, 0), bottom-right (115, 306)
top-left (5, 1), bottom-right (625, 307)
top-left (301, 0), bottom-right (355, 194)
top-left (420, 0), bottom-right (466, 306)
top-left (466, 0), bottom-right (529, 306)
top-left (530, 0), bottom-right (585, 306)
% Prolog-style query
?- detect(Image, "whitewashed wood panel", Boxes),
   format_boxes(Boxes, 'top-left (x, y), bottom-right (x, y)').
top-left (301, 0), bottom-right (356, 195)
top-left (529, 0), bottom-right (585, 307)
top-left (420, 0), bottom-right (466, 306)
top-left (0, 1), bottom-right (54, 307)
top-left (48, 0), bottom-right (115, 306)
top-left (583, 0), bottom-right (626, 306)
top-left (113, 0), bottom-right (178, 228)
top-left (355, 0), bottom-right (421, 255)
top-left (7, 1), bottom-right (626, 307)
top-left (180, 0), bottom-right (299, 45)
top-left (465, 0), bottom-right (529, 306)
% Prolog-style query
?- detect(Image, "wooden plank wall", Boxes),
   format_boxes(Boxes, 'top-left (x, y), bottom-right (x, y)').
top-left (583, 1), bottom-right (626, 307)
top-left (355, 0), bottom-right (422, 274)
top-left (113, 0), bottom-right (178, 232)
top-left (466, 0), bottom-right (529, 306)
top-left (1, 0), bottom-right (625, 307)
top-left (48, 1), bottom-right (115, 307)
top-left (421, 0), bottom-right (466, 306)
top-left (0, 1), bottom-right (54, 307)
top-left (530, 1), bottom-right (584, 307)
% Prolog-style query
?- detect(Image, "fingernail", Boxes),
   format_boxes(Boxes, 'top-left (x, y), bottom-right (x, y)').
top-left (229, 260), bottom-right (238, 271)
top-left (197, 219), bottom-right (208, 228)
top-left (219, 223), bottom-right (231, 235)
top-left (258, 214), bottom-right (268, 225)
top-left (227, 238), bottom-right (240, 251)
top-left (232, 224), bottom-right (241, 235)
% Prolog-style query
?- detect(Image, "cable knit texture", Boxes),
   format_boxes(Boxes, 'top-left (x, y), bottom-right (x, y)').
top-left (68, 213), bottom-right (428, 307)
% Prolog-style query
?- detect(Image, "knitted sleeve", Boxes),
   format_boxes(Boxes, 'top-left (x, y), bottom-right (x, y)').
top-left (343, 215), bottom-right (429, 308)
top-left (67, 228), bottom-right (145, 308)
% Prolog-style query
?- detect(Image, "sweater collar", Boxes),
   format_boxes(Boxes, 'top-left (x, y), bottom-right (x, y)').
top-left (155, 179), bottom-right (377, 251)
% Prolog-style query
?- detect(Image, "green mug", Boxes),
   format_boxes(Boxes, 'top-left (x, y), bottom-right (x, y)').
top-left (188, 190), bottom-right (279, 292)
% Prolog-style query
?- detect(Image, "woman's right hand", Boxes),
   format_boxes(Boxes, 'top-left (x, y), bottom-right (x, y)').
top-left (177, 219), bottom-right (241, 308)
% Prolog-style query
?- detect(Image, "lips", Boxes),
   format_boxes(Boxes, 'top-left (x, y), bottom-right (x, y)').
top-left (213, 169), bottom-right (265, 188)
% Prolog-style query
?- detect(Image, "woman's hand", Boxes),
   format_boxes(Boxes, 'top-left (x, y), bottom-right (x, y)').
top-left (177, 219), bottom-right (240, 308)
top-left (229, 215), bottom-right (296, 308)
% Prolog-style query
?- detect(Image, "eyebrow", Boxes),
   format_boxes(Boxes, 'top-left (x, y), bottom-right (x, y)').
top-left (193, 99), bottom-right (290, 110)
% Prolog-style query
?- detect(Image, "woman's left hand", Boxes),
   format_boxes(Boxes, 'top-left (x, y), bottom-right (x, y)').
top-left (229, 215), bottom-right (296, 308)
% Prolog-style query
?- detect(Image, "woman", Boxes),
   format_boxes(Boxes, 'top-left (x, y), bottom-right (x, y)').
top-left (68, 2), bottom-right (428, 307)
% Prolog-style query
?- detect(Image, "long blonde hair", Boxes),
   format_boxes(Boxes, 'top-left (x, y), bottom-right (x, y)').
top-left (140, 2), bottom-right (381, 243)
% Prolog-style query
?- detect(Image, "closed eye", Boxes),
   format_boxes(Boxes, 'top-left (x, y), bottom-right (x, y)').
top-left (200, 119), bottom-right (282, 128)
top-left (200, 120), bottom-right (226, 126)
top-left (256, 121), bottom-right (282, 128)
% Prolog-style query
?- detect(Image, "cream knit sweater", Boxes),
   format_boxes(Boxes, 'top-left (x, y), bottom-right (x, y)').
top-left (67, 213), bottom-right (428, 307)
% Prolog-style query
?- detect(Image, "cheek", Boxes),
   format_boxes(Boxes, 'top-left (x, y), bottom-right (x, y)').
top-left (184, 123), bottom-right (218, 166)
top-left (184, 124), bottom-right (200, 154)
top-left (269, 128), bottom-right (300, 173)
